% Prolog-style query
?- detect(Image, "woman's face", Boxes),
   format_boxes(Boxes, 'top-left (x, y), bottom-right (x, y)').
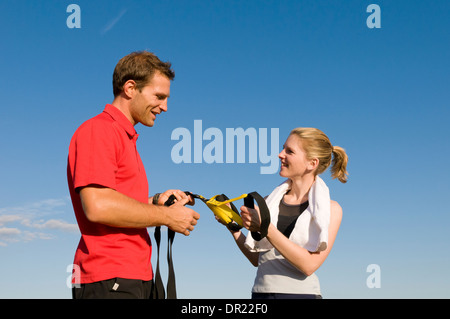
top-left (278, 134), bottom-right (316, 179)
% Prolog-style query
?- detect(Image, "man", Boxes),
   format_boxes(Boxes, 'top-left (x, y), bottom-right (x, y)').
top-left (67, 51), bottom-right (200, 299)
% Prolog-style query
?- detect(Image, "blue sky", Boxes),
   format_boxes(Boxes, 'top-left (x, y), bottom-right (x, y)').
top-left (0, 0), bottom-right (449, 298)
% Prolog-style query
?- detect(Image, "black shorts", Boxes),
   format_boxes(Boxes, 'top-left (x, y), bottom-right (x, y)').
top-left (252, 292), bottom-right (322, 299)
top-left (72, 278), bottom-right (153, 299)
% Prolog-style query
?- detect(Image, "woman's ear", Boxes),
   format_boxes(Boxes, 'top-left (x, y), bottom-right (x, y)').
top-left (308, 158), bottom-right (319, 171)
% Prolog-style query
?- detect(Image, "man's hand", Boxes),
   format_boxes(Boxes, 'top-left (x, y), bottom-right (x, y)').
top-left (153, 189), bottom-right (195, 206)
top-left (166, 197), bottom-right (200, 236)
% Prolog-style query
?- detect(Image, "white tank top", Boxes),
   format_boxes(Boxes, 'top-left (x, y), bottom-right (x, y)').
top-left (251, 199), bottom-right (321, 295)
top-left (252, 248), bottom-right (321, 294)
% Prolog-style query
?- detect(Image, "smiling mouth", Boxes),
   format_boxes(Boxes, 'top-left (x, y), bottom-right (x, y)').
top-left (151, 110), bottom-right (159, 119)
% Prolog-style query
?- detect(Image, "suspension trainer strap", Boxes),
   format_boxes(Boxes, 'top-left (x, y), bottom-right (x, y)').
top-left (244, 192), bottom-right (271, 241)
top-left (166, 227), bottom-right (177, 299)
top-left (152, 226), bottom-right (165, 299)
top-left (151, 194), bottom-right (177, 299)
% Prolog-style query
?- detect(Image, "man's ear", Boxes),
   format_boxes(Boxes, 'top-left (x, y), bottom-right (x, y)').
top-left (122, 80), bottom-right (137, 99)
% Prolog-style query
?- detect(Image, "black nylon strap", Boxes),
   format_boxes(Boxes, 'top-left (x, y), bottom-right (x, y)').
top-left (166, 228), bottom-right (176, 299)
top-left (244, 192), bottom-right (271, 241)
top-left (152, 226), bottom-right (165, 299)
top-left (151, 194), bottom-right (177, 299)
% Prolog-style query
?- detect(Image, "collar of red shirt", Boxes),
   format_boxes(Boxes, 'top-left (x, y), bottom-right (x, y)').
top-left (103, 104), bottom-right (138, 139)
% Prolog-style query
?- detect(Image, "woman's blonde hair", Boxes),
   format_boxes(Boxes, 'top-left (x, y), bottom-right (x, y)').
top-left (290, 127), bottom-right (349, 183)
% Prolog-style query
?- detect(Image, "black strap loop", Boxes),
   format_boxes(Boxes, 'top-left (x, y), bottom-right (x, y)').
top-left (152, 226), bottom-right (165, 299)
top-left (244, 192), bottom-right (271, 241)
top-left (151, 194), bottom-right (177, 299)
top-left (166, 228), bottom-right (176, 299)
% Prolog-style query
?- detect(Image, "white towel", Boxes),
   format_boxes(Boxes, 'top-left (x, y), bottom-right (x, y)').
top-left (244, 176), bottom-right (331, 252)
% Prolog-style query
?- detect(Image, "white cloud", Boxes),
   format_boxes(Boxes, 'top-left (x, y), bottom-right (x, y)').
top-left (31, 219), bottom-right (79, 232)
top-left (0, 198), bottom-right (78, 247)
top-left (0, 198), bottom-right (67, 217)
top-left (0, 215), bottom-right (21, 226)
top-left (0, 227), bottom-right (22, 246)
top-left (0, 227), bottom-right (21, 238)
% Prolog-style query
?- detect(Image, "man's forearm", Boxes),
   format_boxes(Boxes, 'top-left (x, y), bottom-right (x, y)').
top-left (80, 186), bottom-right (168, 228)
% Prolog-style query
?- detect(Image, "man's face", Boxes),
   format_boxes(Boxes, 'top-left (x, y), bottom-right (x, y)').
top-left (129, 71), bottom-right (171, 127)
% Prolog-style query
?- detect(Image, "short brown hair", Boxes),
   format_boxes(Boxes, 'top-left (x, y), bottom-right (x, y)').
top-left (112, 51), bottom-right (175, 97)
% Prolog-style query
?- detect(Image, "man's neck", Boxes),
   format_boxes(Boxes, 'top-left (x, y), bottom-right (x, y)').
top-left (111, 96), bottom-right (135, 126)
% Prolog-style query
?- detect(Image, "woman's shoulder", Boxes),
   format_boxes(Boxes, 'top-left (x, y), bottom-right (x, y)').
top-left (330, 200), bottom-right (343, 220)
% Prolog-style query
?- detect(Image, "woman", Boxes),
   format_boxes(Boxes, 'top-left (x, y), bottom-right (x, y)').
top-left (223, 127), bottom-right (348, 299)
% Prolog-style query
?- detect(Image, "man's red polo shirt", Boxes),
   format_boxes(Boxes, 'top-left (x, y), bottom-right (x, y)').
top-left (67, 104), bottom-right (152, 284)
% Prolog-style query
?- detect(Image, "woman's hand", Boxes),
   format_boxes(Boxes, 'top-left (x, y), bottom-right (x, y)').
top-left (214, 204), bottom-right (241, 233)
top-left (240, 205), bottom-right (261, 232)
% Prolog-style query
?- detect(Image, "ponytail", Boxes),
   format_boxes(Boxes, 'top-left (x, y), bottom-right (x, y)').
top-left (290, 127), bottom-right (349, 184)
top-left (331, 146), bottom-right (348, 183)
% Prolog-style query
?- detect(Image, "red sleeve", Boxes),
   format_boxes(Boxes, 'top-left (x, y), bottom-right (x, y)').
top-left (70, 119), bottom-right (119, 191)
